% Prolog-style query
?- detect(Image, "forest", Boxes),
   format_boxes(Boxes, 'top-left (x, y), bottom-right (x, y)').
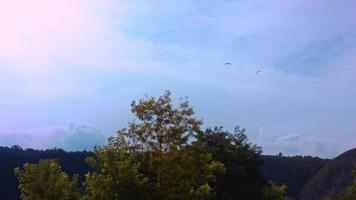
top-left (1, 92), bottom-right (355, 200)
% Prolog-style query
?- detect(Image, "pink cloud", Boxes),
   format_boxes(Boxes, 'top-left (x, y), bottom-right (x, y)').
top-left (0, 0), bottom-right (130, 74)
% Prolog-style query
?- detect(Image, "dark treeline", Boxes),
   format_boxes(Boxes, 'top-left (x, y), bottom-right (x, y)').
top-left (0, 146), bottom-right (328, 200)
top-left (262, 155), bottom-right (329, 199)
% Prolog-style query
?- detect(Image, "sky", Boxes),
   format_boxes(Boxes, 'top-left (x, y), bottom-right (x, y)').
top-left (0, 0), bottom-right (356, 158)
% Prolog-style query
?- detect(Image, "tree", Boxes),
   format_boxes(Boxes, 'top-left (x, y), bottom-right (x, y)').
top-left (13, 91), bottom-right (286, 200)
top-left (14, 159), bottom-right (80, 200)
top-left (11, 145), bottom-right (23, 151)
top-left (262, 181), bottom-right (287, 200)
top-left (82, 91), bottom-right (224, 200)
top-left (195, 126), bottom-right (286, 200)
top-left (81, 146), bottom-right (143, 200)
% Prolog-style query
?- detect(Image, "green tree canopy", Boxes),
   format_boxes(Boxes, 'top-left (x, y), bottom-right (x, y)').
top-left (195, 126), bottom-right (285, 200)
top-left (262, 181), bottom-right (287, 200)
top-left (14, 159), bottom-right (80, 200)
top-left (14, 91), bottom-right (286, 200)
top-left (82, 91), bottom-right (224, 200)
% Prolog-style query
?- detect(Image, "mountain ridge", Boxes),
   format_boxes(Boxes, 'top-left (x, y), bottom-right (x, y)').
top-left (300, 148), bottom-right (356, 200)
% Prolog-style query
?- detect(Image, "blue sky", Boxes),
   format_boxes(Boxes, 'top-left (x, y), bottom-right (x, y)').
top-left (0, 0), bottom-right (356, 158)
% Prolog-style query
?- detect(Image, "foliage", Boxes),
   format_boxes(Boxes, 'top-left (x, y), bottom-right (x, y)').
top-left (0, 146), bottom-right (327, 200)
top-left (14, 159), bottom-right (80, 200)
top-left (0, 147), bottom-right (91, 199)
top-left (194, 126), bottom-right (285, 200)
top-left (262, 181), bottom-right (287, 200)
top-left (82, 91), bottom-right (224, 200)
top-left (81, 147), bottom-right (142, 200)
top-left (8, 91), bottom-right (318, 200)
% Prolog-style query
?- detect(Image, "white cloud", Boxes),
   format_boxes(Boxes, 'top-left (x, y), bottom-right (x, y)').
top-left (0, 122), bottom-right (107, 151)
top-left (259, 133), bottom-right (356, 158)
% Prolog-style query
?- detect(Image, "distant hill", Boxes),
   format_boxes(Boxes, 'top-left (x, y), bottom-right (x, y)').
top-left (300, 148), bottom-right (356, 200)
top-left (262, 155), bottom-right (329, 199)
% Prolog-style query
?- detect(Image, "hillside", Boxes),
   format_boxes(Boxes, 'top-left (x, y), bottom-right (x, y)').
top-left (262, 155), bottom-right (329, 199)
top-left (300, 148), bottom-right (356, 200)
